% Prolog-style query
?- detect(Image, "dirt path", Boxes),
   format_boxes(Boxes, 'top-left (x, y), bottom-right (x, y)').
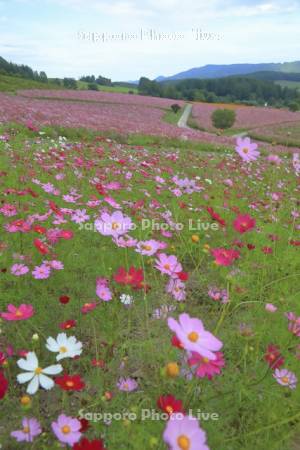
top-left (178, 103), bottom-right (192, 128)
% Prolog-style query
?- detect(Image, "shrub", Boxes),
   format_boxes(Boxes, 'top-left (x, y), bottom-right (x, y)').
top-left (171, 104), bottom-right (181, 114)
top-left (211, 109), bottom-right (236, 129)
top-left (87, 83), bottom-right (99, 91)
top-left (289, 102), bottom-right (299, 112)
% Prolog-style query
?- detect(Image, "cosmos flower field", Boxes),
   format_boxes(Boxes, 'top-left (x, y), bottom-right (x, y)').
top-left (0, 118), bottom-right (300, 450)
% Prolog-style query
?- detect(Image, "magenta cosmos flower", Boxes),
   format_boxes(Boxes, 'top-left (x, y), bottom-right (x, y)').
top-left (95, 211), bottom-right (132, 238)
top-left (273, 368), bottom-right (297, 389)
top-left (233, 214), bottom-right (256, 234)
top-left (211, 248), bottom-right (240, 266)
top-left (168, 313), bottom-right (223, 360)
top-left (235, 137), bottom-right (260, 162)
top-left (117, 377), bottom-right (138, 392)
top-left (155, 253), bottom-right (182, 278)
top-left (11, 417), bottom-right (41, 442)
top-left (1, 304), bottom-right (34, 321)
top-left (163, 415), bottom-right (209, 450)
top-left (51, 414), bottom-right (82, 446)
top-left (188, 351), bottom-right (225, 379)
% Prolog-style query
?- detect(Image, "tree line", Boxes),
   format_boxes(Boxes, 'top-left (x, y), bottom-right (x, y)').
top-left (138, 76), bottom-right (300, 109)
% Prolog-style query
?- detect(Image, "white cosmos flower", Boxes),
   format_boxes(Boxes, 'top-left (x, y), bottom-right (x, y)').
top-left (17, 351), bottom-right (62, 395)
top-left (46, 333), bottom-right (83, 361)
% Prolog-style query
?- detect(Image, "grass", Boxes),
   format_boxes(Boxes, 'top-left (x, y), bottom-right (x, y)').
top-left (163, 107), bottom-right (184, 125)
top-left (77, 80), bottom-right (138, 94)
top-left (0, 123), bottom-right (299, 449)
top-left (0, 74), bottom-right (61, 92)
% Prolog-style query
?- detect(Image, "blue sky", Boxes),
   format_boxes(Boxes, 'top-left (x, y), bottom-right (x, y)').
top-left (0, 0), bottom-right (299, 80)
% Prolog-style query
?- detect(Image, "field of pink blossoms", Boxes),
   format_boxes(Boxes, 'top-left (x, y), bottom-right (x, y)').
top-left (0, 90), bottom-right (299, 153)
top-left (0, 120), bottom-right (300, 450)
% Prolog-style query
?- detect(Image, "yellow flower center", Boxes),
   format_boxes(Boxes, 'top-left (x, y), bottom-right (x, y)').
top-left (34, 367), bottom-right (43, 375)
top-left (242, 147), bottom-right (249, 154)
top-left (143, 245), bottom-right (152, 251)
top-left (15, 309), bottom-right (23, 317)
top-left (203, 357), bottom-right (210, 363)
top-left (164, 264), bottom-right (170, 270)
top-left (177, 435), bottom-right (190, 450)
top-left (66, 381), bottom-right (74, 387)
top-left (61, 425), bottom-right (71, 434)
top-left (166, 405), bottom-right (174, 414)
top-left (59, 346), bottom-right (68, 353)
top-left (112, 222), bottom-right (120, 230)
top-left (188, 331), bottom-right (199, 342)
top-left (281, 376), bottom-right (289, 384)
top-left (23, 426), bottom-right (30, 434)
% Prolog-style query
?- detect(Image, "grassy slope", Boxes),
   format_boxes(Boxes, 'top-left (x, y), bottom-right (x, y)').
top-left (77, 80), bottom-right (138, 93)
top-left (0, 74), bottom-right (61, 92)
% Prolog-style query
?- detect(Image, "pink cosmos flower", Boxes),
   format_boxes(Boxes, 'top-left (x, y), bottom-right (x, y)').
top-left (47, 260), bottom-right (64, 270)
top-left (188, 351), bottom-right (225, 379)
top-left (285, 312), bottom-right (300, 337)
top-left (208, 287), bottom-right (229, 304)
top-left (51, 414), bottom-right (82, 446)
top-left (0, 203), bottom-right (17, 217)
top-left (265, 303), bottom-right (277, 313)
top-left (273, 368), bottom-right (297, 389)
top-left (96, 282), bottom-right (112, 302)
top-left (211, 248), bottom-right (240, 266)
top-left (32, 264), bottom-right (51, 279)
top-left (166, 278), bottom-right (186, 302)
top-left (136, 239), bottom-right (160, 256)
top-left (235, 137), bottom-right (260, 162)
top-left (71, 209), bottom-right (90, 224)
top-left (267, 154), bottom-right (282, 165)
top-left (163, 415), bottom-right (209, 450)
top-left (117, 377), bottom-right (138, 392)
top-left (1, 304), bottom-right (34, 321)
top-left (233, 214), bottom-right (256, 234)
top-left (168, 313), bottom-right (223, 360)
top-left (95, 211), bottom-right (132, 238)
top-left (155, 253), bottom-right (182, 278)
top-left (11, 263), bottom-right (29, 276)
top-left (11, 417), bottom-right (41, 443)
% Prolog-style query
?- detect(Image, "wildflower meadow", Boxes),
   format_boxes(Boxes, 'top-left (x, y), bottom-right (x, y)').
top-left (0, 118), bottom-right (299, 450)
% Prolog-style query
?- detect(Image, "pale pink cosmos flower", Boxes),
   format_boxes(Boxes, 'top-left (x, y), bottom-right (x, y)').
top-left (71, 209), bottom-right (90, 224)
top-left (136, 239), bottom-right (161, 256)
top-left (32, 264), bottom-right (51, 279)
top-left (11, 418), bottom-right (41, 443)
top-left (235, 137), bottom-right (260, 162)
top-left (168, 313), bottom-right (223, 360)
top-left (95, 211), bottom-right (133, 238)
top-left (163, 415), bottom-right (209, 450)
top-left (166, 278), bottom-right (186, 302)
top-left (155, 253), bottom-right (182, 278)
top-left (11, 263), bottom-right (29, 276)
top-left (265, 303), bottom-right (277, 313)
top-left (96, 284), bottom-right (112, 302)
top-left (51, 414), bottom-right (81, 447)
top-left (273, 368), bottom-right (297, 389)
top-left (117, 377), bottom-right (138, 392)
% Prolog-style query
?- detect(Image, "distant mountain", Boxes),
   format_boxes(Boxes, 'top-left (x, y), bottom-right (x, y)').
top-left (156, 61), bottom-right (300, 82)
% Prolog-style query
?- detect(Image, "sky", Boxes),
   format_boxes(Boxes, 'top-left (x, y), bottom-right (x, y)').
top-left (0, 0), bottom-right (300, 81)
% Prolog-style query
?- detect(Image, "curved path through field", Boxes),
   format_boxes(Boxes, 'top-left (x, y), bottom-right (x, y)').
top-left (178, 103), bottom-right (192, 128)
